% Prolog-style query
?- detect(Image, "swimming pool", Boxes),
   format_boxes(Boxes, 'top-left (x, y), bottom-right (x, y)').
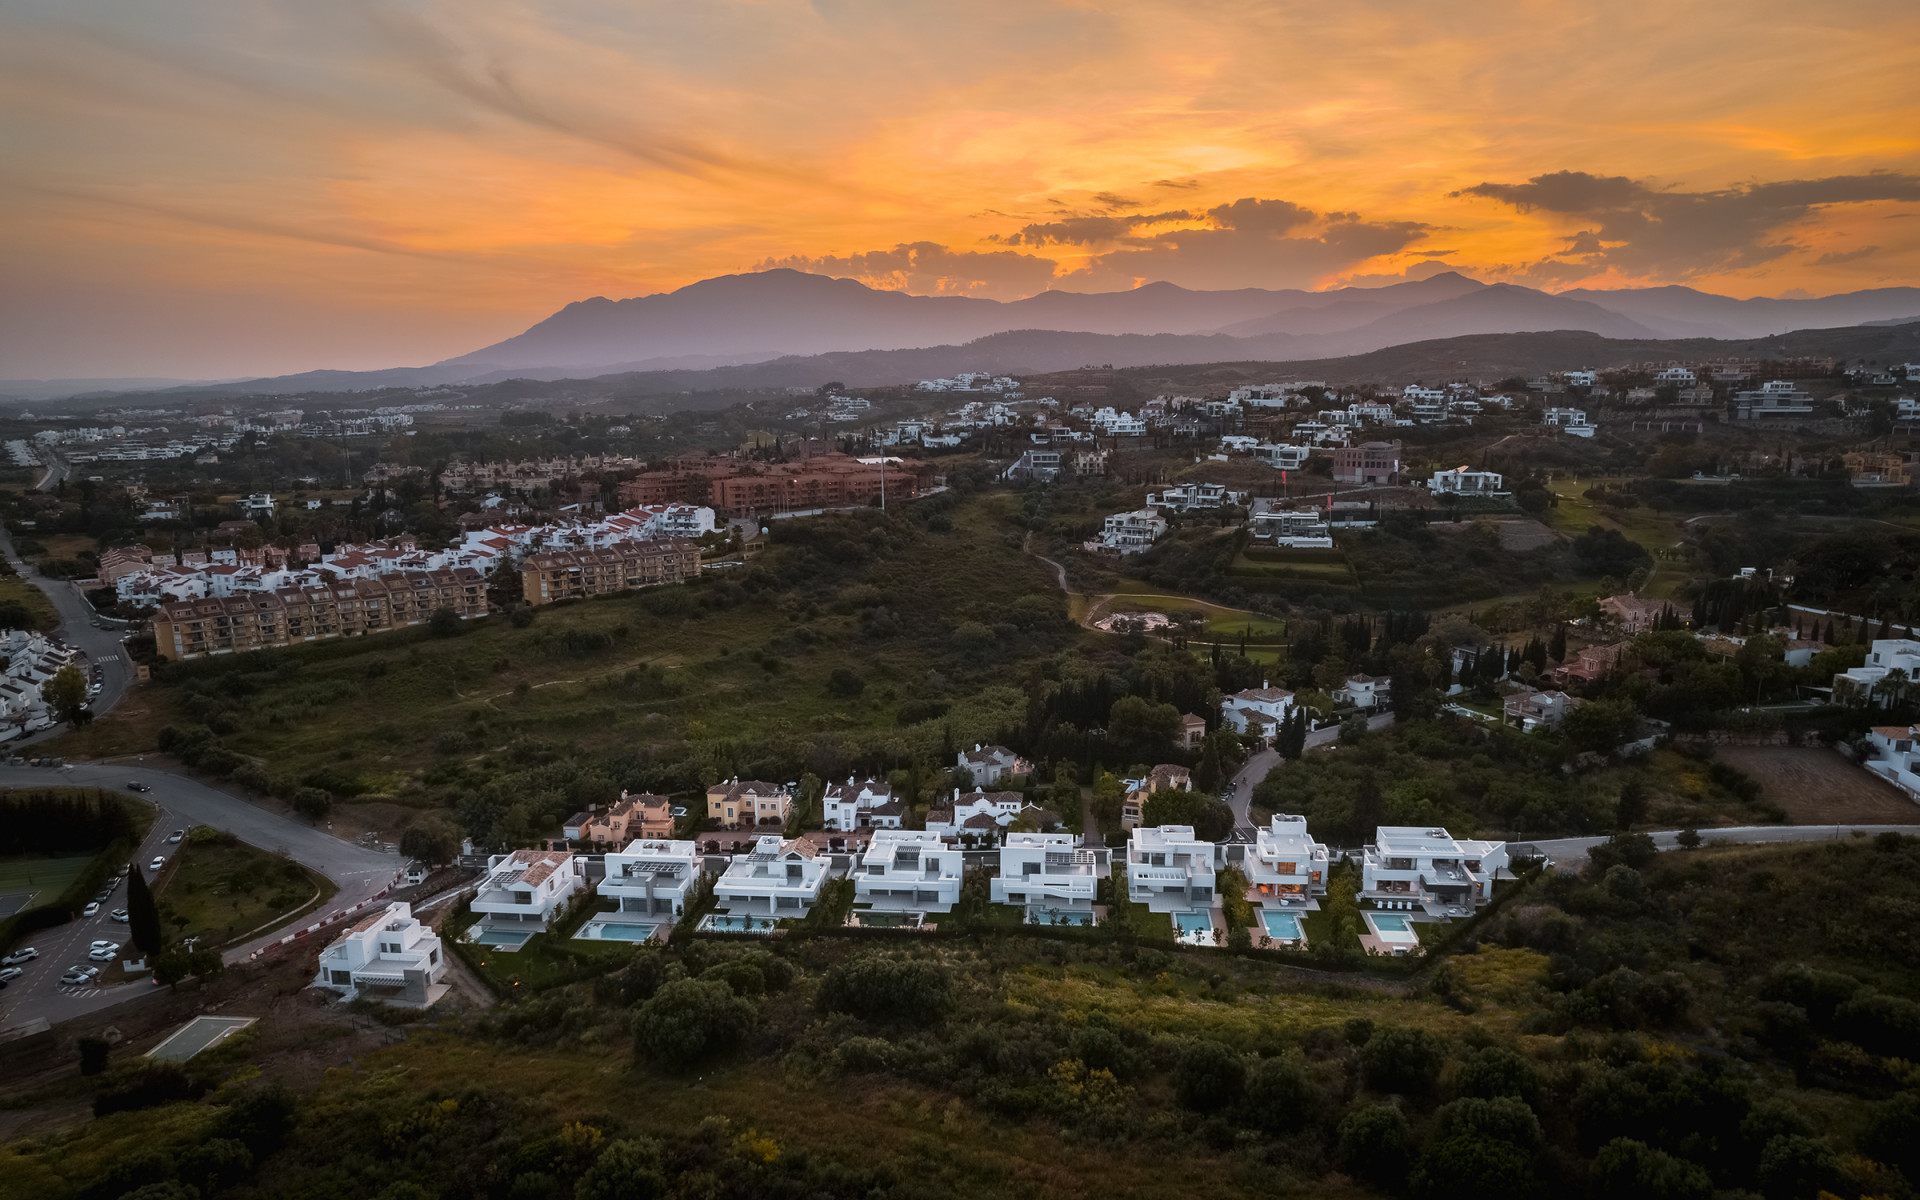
top-left (574, 919), bottom-right (658, 943)
top-left (1261, 911), bottom-right (1303, 940)
top-left (1367, 913), bottom-right (1420, 943)
top-left (1029, 909), bottom-right (1093, 927)
top-left (465, 927), bottom-right (533, 948)
top-left (700, 913), bottom-right (776, 934)
top-left (1175, 912), bottom-right (1213, 935)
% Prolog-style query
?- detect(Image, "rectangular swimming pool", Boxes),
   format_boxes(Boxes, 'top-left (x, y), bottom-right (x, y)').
top-left (465, 927), bottom-right (534, 948)
top-left (1261, 911), bottom-right (1303, 940)
top-left (1175, 912), bottom-right (1213, 934)
top-left (700, 913), bottom-right (776, 934)
top-left (575, 919), bottom-right (658, 943)
top-left (1367, 913), bottom-right (1420, 943)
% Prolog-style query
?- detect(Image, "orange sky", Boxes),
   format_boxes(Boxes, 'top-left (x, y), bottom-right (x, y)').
top-left (3, 0), bottom-right (1919, 378)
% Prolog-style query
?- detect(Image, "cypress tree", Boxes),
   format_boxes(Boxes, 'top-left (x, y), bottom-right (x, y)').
top-left (1549, 623), bottom-right (1568, 663)
top-left (127, 865), bottom-right (163, 960)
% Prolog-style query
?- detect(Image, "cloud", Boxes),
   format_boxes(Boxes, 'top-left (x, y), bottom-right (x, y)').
top-left (1458, 169), bottom-right (1920, 280)
top-left (1091, 192), bottom-right (1139, 209)
top-left (1059, 200), bottom-right (1431, 291)
top-left (1815, 245), bottom-right (1880, 266)
top-left (1206, 198), bottom-right (1315, 235)
top-left (1001, 210), bottom-right (1193, 246)
top-left (755, 241), bottom-right (1059, 298)
top-left (1153, 179), bottom-right (1201, 189)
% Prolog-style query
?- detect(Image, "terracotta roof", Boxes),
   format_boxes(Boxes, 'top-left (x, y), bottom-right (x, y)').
top-left (503, 849), bottom-right (571, 888)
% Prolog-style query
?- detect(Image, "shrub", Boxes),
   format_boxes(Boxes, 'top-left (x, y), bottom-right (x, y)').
top-left (1587, 1138), bottom-right (1712, 1200)
top-left (428, 607), bottom-right (462, 637)
top-left (833, 1036), bottom-right (895, 1073)
top-left (826, 667), bottom-right (865, 699)
top-left (92, 1061), bottom-right (206, 1116)
top-left (1068, 1024), bottom-right (1136, 1080)
top-left (291, 787), bottom-right (332, 821)
top-left (573, 1137), bottom-right (667, 1200)
top-left (816, 953), bottom-right (950, 1026)
top-left (1756, 1134), bottom-right (1842, 1200)
top-left (1456, 1046), bottom-right (1543, 1107)
top-left (1173, 1040), bottom-right (1246, 1112)
top-left (1859, 1091), bottom-right (1920, 1182)
top-left (1243, 1055), bottom-right (1317, 1132)
top-left (1337, 1102), bottom-right (1412, 1189)
top-left (630, 978), bottom-right (757, 1072)
top-left (1361, 1025), bottom-right (1443, 1096)
top-left (1834, 992), bottom-right (1920, 1060)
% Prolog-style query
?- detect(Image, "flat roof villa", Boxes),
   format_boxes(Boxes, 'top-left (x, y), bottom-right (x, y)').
top-left (586, 838), bottom-right (704, 944)
top-left (1246, 814), bottom-right (1329, 912)
top-left (1359, 826), bottom-right (1509, 920)
top-left (1127, 824), bottom-right (1219, 944)
top-left (468, 849), bottom-right (585, 948)
top-left (313, 901), bottom-right (449, 1007)
top-left (853, 829), bottom-right (964, 924)
top-left (707, 835), bottom-right (827, 932)
top-left (989, 832), bottom-right (1109, 926)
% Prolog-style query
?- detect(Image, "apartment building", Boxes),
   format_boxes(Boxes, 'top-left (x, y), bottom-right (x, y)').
top-left (705, 778), bottom-right (794, 829)
top-left (520, 540), bottom-right (699, 607)
top-left (1359, 826), bottom-right (1509, 917)
top-left (599, 838), bottom-right (704, 918)
top-left (151, 567), bottom-right (488, 661)
top-left (617, 454), bottom-right (924, 516)
top-left (1834, 638), bottom-right (1920, 705)
top-left (471, 849), bottom-right (586, 935)
top-left (1247, 815), bottom-right (1329, 907)
top-left (1333, 440), bottom-right (1402, 486)
top-left (854, 829), bottom-right (965, 915)
top-left (1147, 482), bottom-right (1248, 511)
top-left (712, 835), bottom-right (827, 918)
top-left (1126, 825), bottom-right (1217, 915)
top-left (312, 901), bottom-right (448, 1007)
top-left (990, 832), bottom-right (1109, 925)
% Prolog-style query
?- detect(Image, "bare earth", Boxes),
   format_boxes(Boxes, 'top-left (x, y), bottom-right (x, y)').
top-left (1714, 745), bottom-right (1920, 825)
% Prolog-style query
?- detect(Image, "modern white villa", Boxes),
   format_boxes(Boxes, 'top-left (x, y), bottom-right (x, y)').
top-left (1332, 674), bottom-right (1389, 709)
top-left (599, 838), bottom-right (704, 918)
top-left (1429, 467), bottom-right (1506, 496)
top-left (1359, 826), bottom-right (1509, 918)
top-left (312, 901), bottom-right (449, 1007)
top-left (1126, 825), bottom-right (1218, 942)
top-left (470, 849), bottom-right (586, 941)
top-left (1246, 815), bottom-right (1329, 908)
top-left (989, 832), bottom-right (1109, 925)
top-left (1834, 638), bottom-right (1920, 706)
top-left (1865, 723), bottom-right (1920, 800)
top-left (854, 829), bottom-right (964, 917)
top-left (710, 835), bottom-right (827, 924)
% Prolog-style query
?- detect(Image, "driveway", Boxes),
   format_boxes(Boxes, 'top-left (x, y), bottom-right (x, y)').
top-left (1525, 823), bottom-right (1920, 866)
top-left (1229, 711), bottom-right (1395, 831)
top-left (0, 764), bottom-right (400, 1030)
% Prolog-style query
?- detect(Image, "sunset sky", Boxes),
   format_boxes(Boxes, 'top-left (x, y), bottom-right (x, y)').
top-left (3, 0), bottom-right (1919, 380)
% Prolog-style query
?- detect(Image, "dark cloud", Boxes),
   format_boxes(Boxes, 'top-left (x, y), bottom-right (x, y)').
top-left (1815, 245), bottom-right (1880, 266)
top-left (1003, 210), bottom-right (1192, 246)
top-left (1206, 197), bottom-right (1315, 235)
top-left (755, 241), bottom-right (1058, 298)
top-left (1092, 192), bottom-right (1139, 209)
top-left (1153, 178), bottom-right (1201, 189)
top-left (1458, 169), bottom-right (1920, 279)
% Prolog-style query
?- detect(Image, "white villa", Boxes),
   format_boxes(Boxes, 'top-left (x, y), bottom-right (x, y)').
top-left (1246, 815), bottom-right (1329, 908)
top-left (1252, 443), bottom-right (1311, 469)
top-left (855, 829), bottom-right (965, 916)
top-left (1086, 508), bottom-right (1168, 555)
top-left (1865, 724), bottom-right (1920, 801)
top-left (1333, 673), bottom-right (1390, 710)
top-left (1247, 499), bottom-right (1334, 548)
top-left (821, 777), bottom-right (905, 832)
top-left (1126, 825), bottom-right (1217, 918)
top-left (471, 849), bottom-right (585, 935)
top-left (957, 744), bottom-right (1031, 786)
top-left (1147, 482), bottom-right (1249, 511)
top-left (1222, 682), bottom-right (1295, 744)
top-left (1833, 638), bottom-right (1920, 706)
top-left (1359, 826), bottom-right (1509, 918)
top-left (1542, 407), bottom-right (1595, 437)
top-left (312, 901), bottom-right (448, 1007)
top-left (990, 832), bottom-right (1109, 925)
top-left (1429, 467), bottom-right (1506, 495)
top-left (599, 838), bottom-right (704, 918)
top-left (925, 789), bottom-right (1039, 846)
top-left (712, 835), bottom-right (827, 919)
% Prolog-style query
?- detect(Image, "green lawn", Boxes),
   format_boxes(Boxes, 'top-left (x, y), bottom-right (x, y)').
top-left (154, 829), bottom-right (333, 947)
top-left (1100, 589), bottom-right (1287, 639)
top-left (0, 574), bottom-right (59, 631)
top-left (0, 855), bottom-right (95, 906)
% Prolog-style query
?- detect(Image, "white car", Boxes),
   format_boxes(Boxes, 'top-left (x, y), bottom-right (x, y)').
top-left (0, 967), bottom-right (21, 984)
top-left (168, 830), bottom-right (185, 843)
top-left (110, 909), bottom-right (129, 922)
top-left (61, 966), bottom-right (100, 986)
top-left (82, 902), bottom-right (100, 918)
top-left (87, 948), bottom-right (116, 962)
top-left (1, 948), bottom-right (37, 966)
top-left (90, 940), bottom-right (120, 953)
top-left (149, 857), bottom-right (165, 871)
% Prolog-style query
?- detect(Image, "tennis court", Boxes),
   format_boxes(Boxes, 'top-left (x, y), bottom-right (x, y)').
top-left (147, 1016), bottom-right (256, 1062)
top-left (0, 855), bottom-right (96, 915)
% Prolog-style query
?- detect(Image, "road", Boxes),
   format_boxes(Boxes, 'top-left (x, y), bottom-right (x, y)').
top-left (0, 525), bottom-right (138, 741)
top-left (0, 764), bottom-right (399, 1030)
top-left (1228, 711), bottom-right (1396, 831)
top-left (1526, 823), bottom-right (1920, 866)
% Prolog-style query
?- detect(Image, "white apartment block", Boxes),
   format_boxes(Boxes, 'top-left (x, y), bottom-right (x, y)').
top-left (1248, 500), bottom-right (1334, 548)
top-left (1246, 815), bottom-right (1330, 908)
top-left (854, 829), bottom-right (965, 915)
top-left (1252, 443), bottom-right (1311, 469)
top-left (1359, 826), bottom-right (1509, 918)
top-left (312, 901), bottom-right (448, 1007)
top-left (1429, 467), bottom-right (1506, 495)
top-left (713, 835), bottom-right (827, 918)
top-left (990, 832), bottom-right (1109, 924)
top-left (1126, 825), bottom-right (1217, 915)
top-left (599, 838), bottom-right (704, 918)
top-left (471, 849), bottom-right (585, 933)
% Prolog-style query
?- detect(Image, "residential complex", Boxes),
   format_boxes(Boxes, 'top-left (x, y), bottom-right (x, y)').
top-left (1246, 815), bottom-right (1330, 907)
top-left (1126, 825), bottom-right (1217, 916)
top-left (152, 567), bottom-right (489, 661)
top-left (520, 540), bottom-right (700, 606)
top-left (705, 779), bottom-right (795, 829)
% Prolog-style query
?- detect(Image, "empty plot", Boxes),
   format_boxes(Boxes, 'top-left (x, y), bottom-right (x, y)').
top-left (1714, 746), bottom-right (1920, 825)
top-left (148, 1016), bottom-right (257, 1062)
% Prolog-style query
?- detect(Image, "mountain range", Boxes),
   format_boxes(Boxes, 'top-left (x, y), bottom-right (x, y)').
top-left (12, 269), bottom-right (1920, 402)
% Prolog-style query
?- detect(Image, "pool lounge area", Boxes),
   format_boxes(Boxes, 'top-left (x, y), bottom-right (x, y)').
top-left (700, 912), bottom-right (778, 935)
top-left (1259, 909), bottom-right (1305, 944)
top-left (1026, 908), bottom-right (1095, 927)
top-left (574, 918), bottom-right (661, 944)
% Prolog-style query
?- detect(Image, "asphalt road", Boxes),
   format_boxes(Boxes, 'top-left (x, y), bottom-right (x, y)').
top-left (1526, 823), bottom-right (1920, 865)
top-left (0, 764), bottom-right (400, 1030)
top-left (0, 525), bottom-right (138, 741)
top-left (1229, 711), bottom-right (1395, 831)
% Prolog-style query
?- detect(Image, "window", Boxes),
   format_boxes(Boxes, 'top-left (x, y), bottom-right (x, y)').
top-left (428, 949), bottom-right (439, 965)
top-left (331, 969), bottom-right (351, 985)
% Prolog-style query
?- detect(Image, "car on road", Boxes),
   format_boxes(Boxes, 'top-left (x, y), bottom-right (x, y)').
top-left (60, 966), bottom-right (100, 986)
top-left (167, 829), bottom-right (185, 843)
top-left (149, 857), bottom-right (165, 871)
top-left (82, 901), bottom-right (100, 917)
top-left (2, 948), bottom-right (38, 966)
top-left (126, 781), bottom-right (150, 793)
top-left (110, 908), bottom-right (129, 922)
top-left (0, 967), bottom-right (21, 984)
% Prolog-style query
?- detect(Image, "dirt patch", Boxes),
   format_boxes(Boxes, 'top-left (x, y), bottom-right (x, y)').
top-left (1714, 746), bottom-right (1920, 825)
top-left (1496, 519), bottom-right (1560, 551)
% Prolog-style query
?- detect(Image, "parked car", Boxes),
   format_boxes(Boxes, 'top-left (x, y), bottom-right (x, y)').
top-left (110, 908), bottom-right (129, 922)
top-left (0, 967), bottom-right (21, 984)
top-left (149, 857), bottom-right (165, 871)
top-left (167, 829), bottom-right (185, 843)
top-left (2, 948), bottom-right (38, 966)
top-left (82, 902), bottom-right (100, 917)
top-left (90, 941), bottom-right (120, 953)
top-left (60, 966), bottom-right (100, 986)
top-left (87, 948), bottom-right (116, 962)
top-left (126, 781), bottom-right (150, 793)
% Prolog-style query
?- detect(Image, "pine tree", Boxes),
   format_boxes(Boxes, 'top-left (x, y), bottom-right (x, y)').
top-left (128, 865), bottom-right (163, 960)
